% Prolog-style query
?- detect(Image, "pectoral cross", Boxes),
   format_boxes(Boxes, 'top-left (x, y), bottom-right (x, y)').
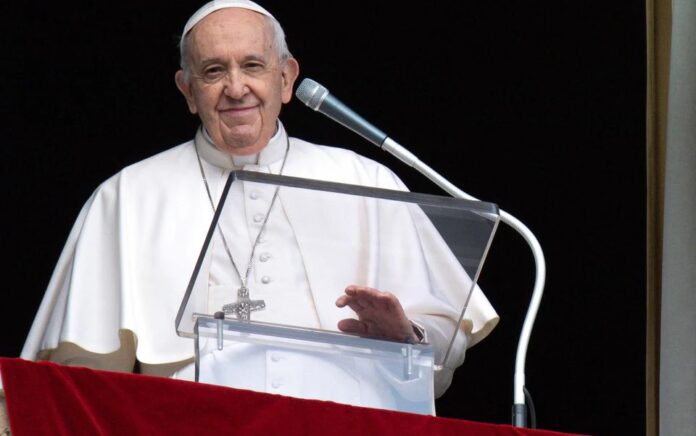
top-left (222, 286), bottom-right (266, 321)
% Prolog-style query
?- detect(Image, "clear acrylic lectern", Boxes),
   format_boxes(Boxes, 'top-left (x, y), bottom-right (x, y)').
top-left (175, 171), bottom-right (499, 415)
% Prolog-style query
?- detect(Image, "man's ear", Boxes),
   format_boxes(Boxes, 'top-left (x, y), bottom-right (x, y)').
top-left (175, 70), bottom-right (198, 114)
top-left (280, 58), bottom-right (300, 104)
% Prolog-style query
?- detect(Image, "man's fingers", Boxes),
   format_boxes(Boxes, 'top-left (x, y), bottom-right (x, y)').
top-left (338, 285), bottom-right (414, 342)
top-left (344, 286), bottom-right (393, 310)
top-left (336, 295), bottom-right (369, 313)
top-left (337, 318), bottom-right (368, 335)
top-left (345, 285), bottom-right (378, 296)
top-left (335, 295), bottom-right (348, 308)
top-left (338, 287), bottom-right (380, 311)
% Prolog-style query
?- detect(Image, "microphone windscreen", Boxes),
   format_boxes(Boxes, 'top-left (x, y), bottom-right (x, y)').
top-left (295, 78), bottom-right (328, 110)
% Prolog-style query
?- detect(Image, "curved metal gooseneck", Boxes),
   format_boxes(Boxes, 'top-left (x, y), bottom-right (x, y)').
top-left (296, 78), bottom-right (546, 427)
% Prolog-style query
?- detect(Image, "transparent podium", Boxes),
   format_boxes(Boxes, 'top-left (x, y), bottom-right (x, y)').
top-left (175, 171), bottom-right (499, 415)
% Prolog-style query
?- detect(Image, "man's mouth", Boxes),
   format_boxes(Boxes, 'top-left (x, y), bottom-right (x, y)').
top-left (219, 103), bottom-right (258, 114)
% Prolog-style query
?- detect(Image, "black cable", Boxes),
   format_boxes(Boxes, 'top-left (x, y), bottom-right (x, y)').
top-left (523, 386), bottom-right (537, 428)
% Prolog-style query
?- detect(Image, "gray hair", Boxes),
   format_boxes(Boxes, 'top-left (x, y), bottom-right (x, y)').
top-left (178, 12), bottom-right (292, 83)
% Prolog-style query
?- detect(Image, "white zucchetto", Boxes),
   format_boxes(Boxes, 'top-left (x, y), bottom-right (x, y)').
top-left (182, 0), bottom-right (275, 37)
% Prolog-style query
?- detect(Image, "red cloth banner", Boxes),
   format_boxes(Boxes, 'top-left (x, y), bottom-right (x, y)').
top-left (1, 358), bottom-right (585, 436)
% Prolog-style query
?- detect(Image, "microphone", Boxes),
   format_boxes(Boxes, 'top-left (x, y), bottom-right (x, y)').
top-left (295, 78), bottom-right (421, 168)
top-left (295, 77), bottom-right (547, 429)
top-left (295, 78), bottom-right (387, 147)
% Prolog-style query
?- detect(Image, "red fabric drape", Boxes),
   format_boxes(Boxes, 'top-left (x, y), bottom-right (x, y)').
top-left (1, 358), bottom-right (585, 436)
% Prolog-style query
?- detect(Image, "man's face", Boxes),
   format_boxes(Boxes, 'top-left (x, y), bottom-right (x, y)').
top-left (175, 8), bottom-right (299, 156)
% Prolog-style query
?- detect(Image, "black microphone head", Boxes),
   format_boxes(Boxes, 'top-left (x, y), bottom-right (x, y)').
top-left (295, 78), bottom-right (329, 110)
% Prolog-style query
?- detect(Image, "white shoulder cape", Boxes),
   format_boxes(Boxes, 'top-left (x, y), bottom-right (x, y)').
top-left (22, 137), bottom-right (498, 366)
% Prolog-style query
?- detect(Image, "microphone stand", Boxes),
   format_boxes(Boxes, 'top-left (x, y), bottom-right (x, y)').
top-left (295, 78), bottom-right (544, 427)
top-left (382, 138), bottom-right (545, 428)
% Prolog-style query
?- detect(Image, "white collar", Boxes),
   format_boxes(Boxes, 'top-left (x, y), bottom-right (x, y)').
top-left (194, 122), bottom-right (287, 170)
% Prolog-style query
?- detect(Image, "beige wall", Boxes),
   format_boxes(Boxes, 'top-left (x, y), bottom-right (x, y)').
top-left (659, 0), bottom-right (696, 434)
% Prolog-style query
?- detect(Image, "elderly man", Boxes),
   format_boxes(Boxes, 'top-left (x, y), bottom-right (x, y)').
top-left (20, 0), bottom-right (498, 411)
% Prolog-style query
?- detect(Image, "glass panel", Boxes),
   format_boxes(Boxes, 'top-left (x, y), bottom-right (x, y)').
top-left (175, 171), bottom-right (499, 413)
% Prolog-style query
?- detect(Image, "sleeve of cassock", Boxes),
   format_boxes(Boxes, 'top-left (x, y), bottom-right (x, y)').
top-left (373, 166), bottom-right (499, 397)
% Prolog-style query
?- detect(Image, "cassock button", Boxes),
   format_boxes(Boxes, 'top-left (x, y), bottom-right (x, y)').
top-left (271, 381), bottom-right (282, 389)
top-left (270, 354), bottom-right (281, 362)
top-left (261, 276), bottom-right (271, 284)
top-left (249, 191), bottom-right (259, 200)
top-left (253, 213), bottom-right (265, 223)
top-left (259, 253), bottom-right (271, 262)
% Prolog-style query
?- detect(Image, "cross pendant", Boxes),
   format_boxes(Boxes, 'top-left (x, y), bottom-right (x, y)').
top-left (222, 286), bottom-right (266, 322)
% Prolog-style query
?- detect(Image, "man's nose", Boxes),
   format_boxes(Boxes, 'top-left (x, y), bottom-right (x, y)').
top-left (222, 70), bottom-right (248, 99)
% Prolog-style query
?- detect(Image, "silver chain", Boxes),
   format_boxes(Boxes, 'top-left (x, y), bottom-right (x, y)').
top-left (194, 133), bottom-right (290, 292)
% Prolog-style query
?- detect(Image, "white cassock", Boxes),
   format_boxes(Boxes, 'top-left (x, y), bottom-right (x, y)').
top-left (21, 122), bottom-right (499, 411)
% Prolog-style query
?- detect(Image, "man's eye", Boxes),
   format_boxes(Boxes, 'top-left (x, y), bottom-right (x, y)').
top-left (245, 63), bottom-right (265, 72)
top-left (203, 67), bottom-right (225, 78)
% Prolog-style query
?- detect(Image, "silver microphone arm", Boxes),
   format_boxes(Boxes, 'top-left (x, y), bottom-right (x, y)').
top-left (381, 138), bottom-right (545, 428)
top-left (296, 78), bottom-right (545, 427)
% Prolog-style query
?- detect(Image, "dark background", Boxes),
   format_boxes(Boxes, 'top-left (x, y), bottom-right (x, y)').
top-left (3, 2), bottom-right (646, 435)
